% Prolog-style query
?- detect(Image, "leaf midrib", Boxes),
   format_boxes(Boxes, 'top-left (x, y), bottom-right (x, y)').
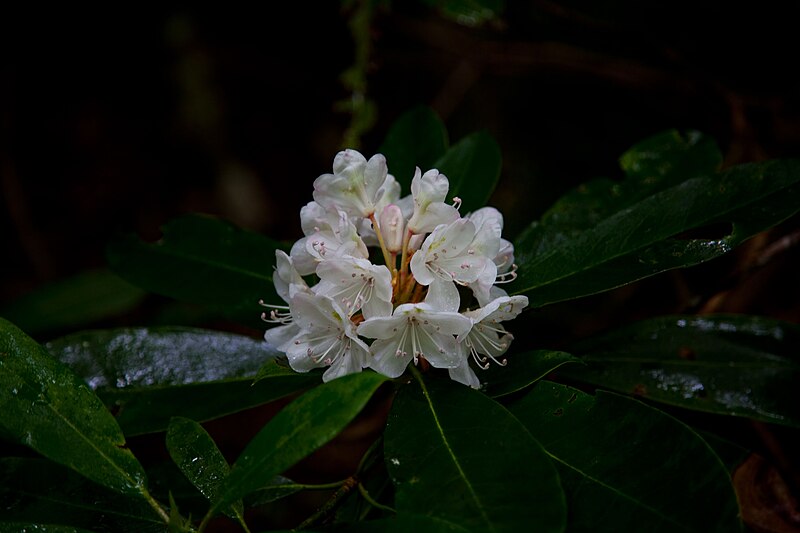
top-left (415, 374), bottom-right (496, 533)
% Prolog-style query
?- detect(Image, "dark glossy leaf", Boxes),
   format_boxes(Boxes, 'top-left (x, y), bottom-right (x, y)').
top-left (245, 476), bottom-right (303, 506)
top-left (0, 269), bottom-right (145, 336)
top-left (45, 327), bottom-right (318, 436)
top-left (619, 129), bottom-right (722, 188)
top-left (511, 131), bottom-right (800, 307)
top-left (480, 349), bottom-right (582, 397)
top-left (509, 381), bottom-right (741, 532)
top-left (562, 314), bottom-right (800, 427)
top-left (337, 513), bottom-right (470, 532)
top-left (435, 130), bottom-right (502, 213)
top-left (0, 458), bottom-right (164, 533)
top-left (0, 525), bottom-right (95, 533)
top-left (378, 106), bottom-right (448, 190)
top-left (106, 214), bottom-right (283, 327)
top-left (209, 371), bottom-right (389, 515)
top-left (0, 319), bottom-right (147, 496)
top-left (698, 431), bottom-right (750, 473)
top-left (166, 417), bottom-right (244, 524)
top-left (384, 373), bottom-right (565, 533)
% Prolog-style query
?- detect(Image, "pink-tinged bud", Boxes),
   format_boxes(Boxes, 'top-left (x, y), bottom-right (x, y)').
top-left (380, 204), bottom-right (405, 253)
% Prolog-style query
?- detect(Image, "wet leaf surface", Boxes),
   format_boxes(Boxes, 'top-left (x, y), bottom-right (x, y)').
top-left (45, 328), bottom-right (319, 435)
top-left (0, 318), bottom-right (148, 496)
top-left (563, 314), bottom-right (800, 426)
top-left (166, 417), bottom-right (245, 524)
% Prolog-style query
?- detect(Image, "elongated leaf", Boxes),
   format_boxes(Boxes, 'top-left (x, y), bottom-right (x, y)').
top-left (435, 129), bottom-right (502, 213)
top-left (378, 106), bottom-right (448, 189)
top-left (619, 129), bottom-right (722, 189)
top-left (384, 373), bottom-right (565, 533)
top-left (338, 513), bottom-right (471, 532)
top-left (0, 458), bottom-right (164, 533)
top-left (0, 269), bottom-right (145, 336)
top-left (0, 318), bottom-right (147, 496)
top-left (508, 381), bottom-right (741, 532)
top-left (480, 349), bottom-right (582, 397)
top-left (47, 327), bottom-right (275, 389)
top-left (106, 214), bottom-right (283, 327)
top-left (209, 371), bottom-right (389, 515)
top-left (244, 476), bottom-right (303, 506)
top-left (562, 314), bottom-right (800, 426)
top-left (511, 131), bottom-right (800, 306)
top-left (45, 327), bottom-right (318, 435)
top-left (166, 417), bottom-right (245, 524)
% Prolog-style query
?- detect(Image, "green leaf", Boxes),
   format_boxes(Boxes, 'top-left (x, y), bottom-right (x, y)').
top-left (45, 327), bottom-right (319, 436)
top-left (378, 106), bottom-right (448, 191)
top-left (384, 372), bottom-right (566, 533)
top-left (166, 417), bottom-right (245, 525)
top-left (244, 476), bottom-right (303, 506)
top-left (511, 131), bottom-right (800, 307)
top-left (209, 371), bottom-right (389, 515)
top-left (619, 129), bottom-right (722, 188)
top-left (561, 314), bottom-right (800, 427)
top-left (106, 214), bottom-right (283, 327)
top-left (0, 269), bottom-right (145, 336)
top-left (338, 513), bottom-right (471, 532)
top-left (435, 130), bottom-right (502, 213)
top-left (508, 381), bottom-right (741, 532)
top-left (480, 349), bottom-right (583, 398)
top-left (0, 526), bottom-right (94, 533)
top-left (0, 318), bottom-right (148, 496)
top-left (0, 458), bottom-right (164, 533)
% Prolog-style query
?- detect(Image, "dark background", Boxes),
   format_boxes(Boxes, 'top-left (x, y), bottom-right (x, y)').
top-left (3, 1), bottom-right (799, 308)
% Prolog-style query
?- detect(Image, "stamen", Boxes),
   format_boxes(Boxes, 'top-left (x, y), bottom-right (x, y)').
top-left (452, 197), bottom-right (462, 210)
top-left (494, 264), bottom-right (518, 284)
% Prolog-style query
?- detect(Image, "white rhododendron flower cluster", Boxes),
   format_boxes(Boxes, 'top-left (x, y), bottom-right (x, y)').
top-left (261, 149), bottom-right (527, 387)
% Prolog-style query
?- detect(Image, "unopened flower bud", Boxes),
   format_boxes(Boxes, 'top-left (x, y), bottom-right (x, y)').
top-left (380, 204), bottom-right (404, 253)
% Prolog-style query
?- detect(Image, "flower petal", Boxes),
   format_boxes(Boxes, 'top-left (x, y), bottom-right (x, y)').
top-left (424, 278), bottom-right (460, 312)
top-left (368, 337), bottom-right (413, 378)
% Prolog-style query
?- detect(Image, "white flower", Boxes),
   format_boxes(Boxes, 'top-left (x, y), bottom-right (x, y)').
top-left (314, 256), bottom-right (393, 319)
top-left (465, 207), bottom-right (516, 306)
top-left (406, 168), bottom-right (459, 234)
top-left (284, 292), bottom-right (370, 382)
top-left (449, 295), bottom-right (529, 387)
top-left (313, 150), bottom-right (389, 218)
top-left (263, 250), bottom-right (309, 352)
top-left (272, 250), bottom-right (308, 303)
top-left (357, 303), bottom-right (471, 378)
top-left (264, 149), bottom-right (528, 386)
top-left (290, 205), bottom-right (368, 275)
top-left (410, 218), bottom-right (490, 312)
